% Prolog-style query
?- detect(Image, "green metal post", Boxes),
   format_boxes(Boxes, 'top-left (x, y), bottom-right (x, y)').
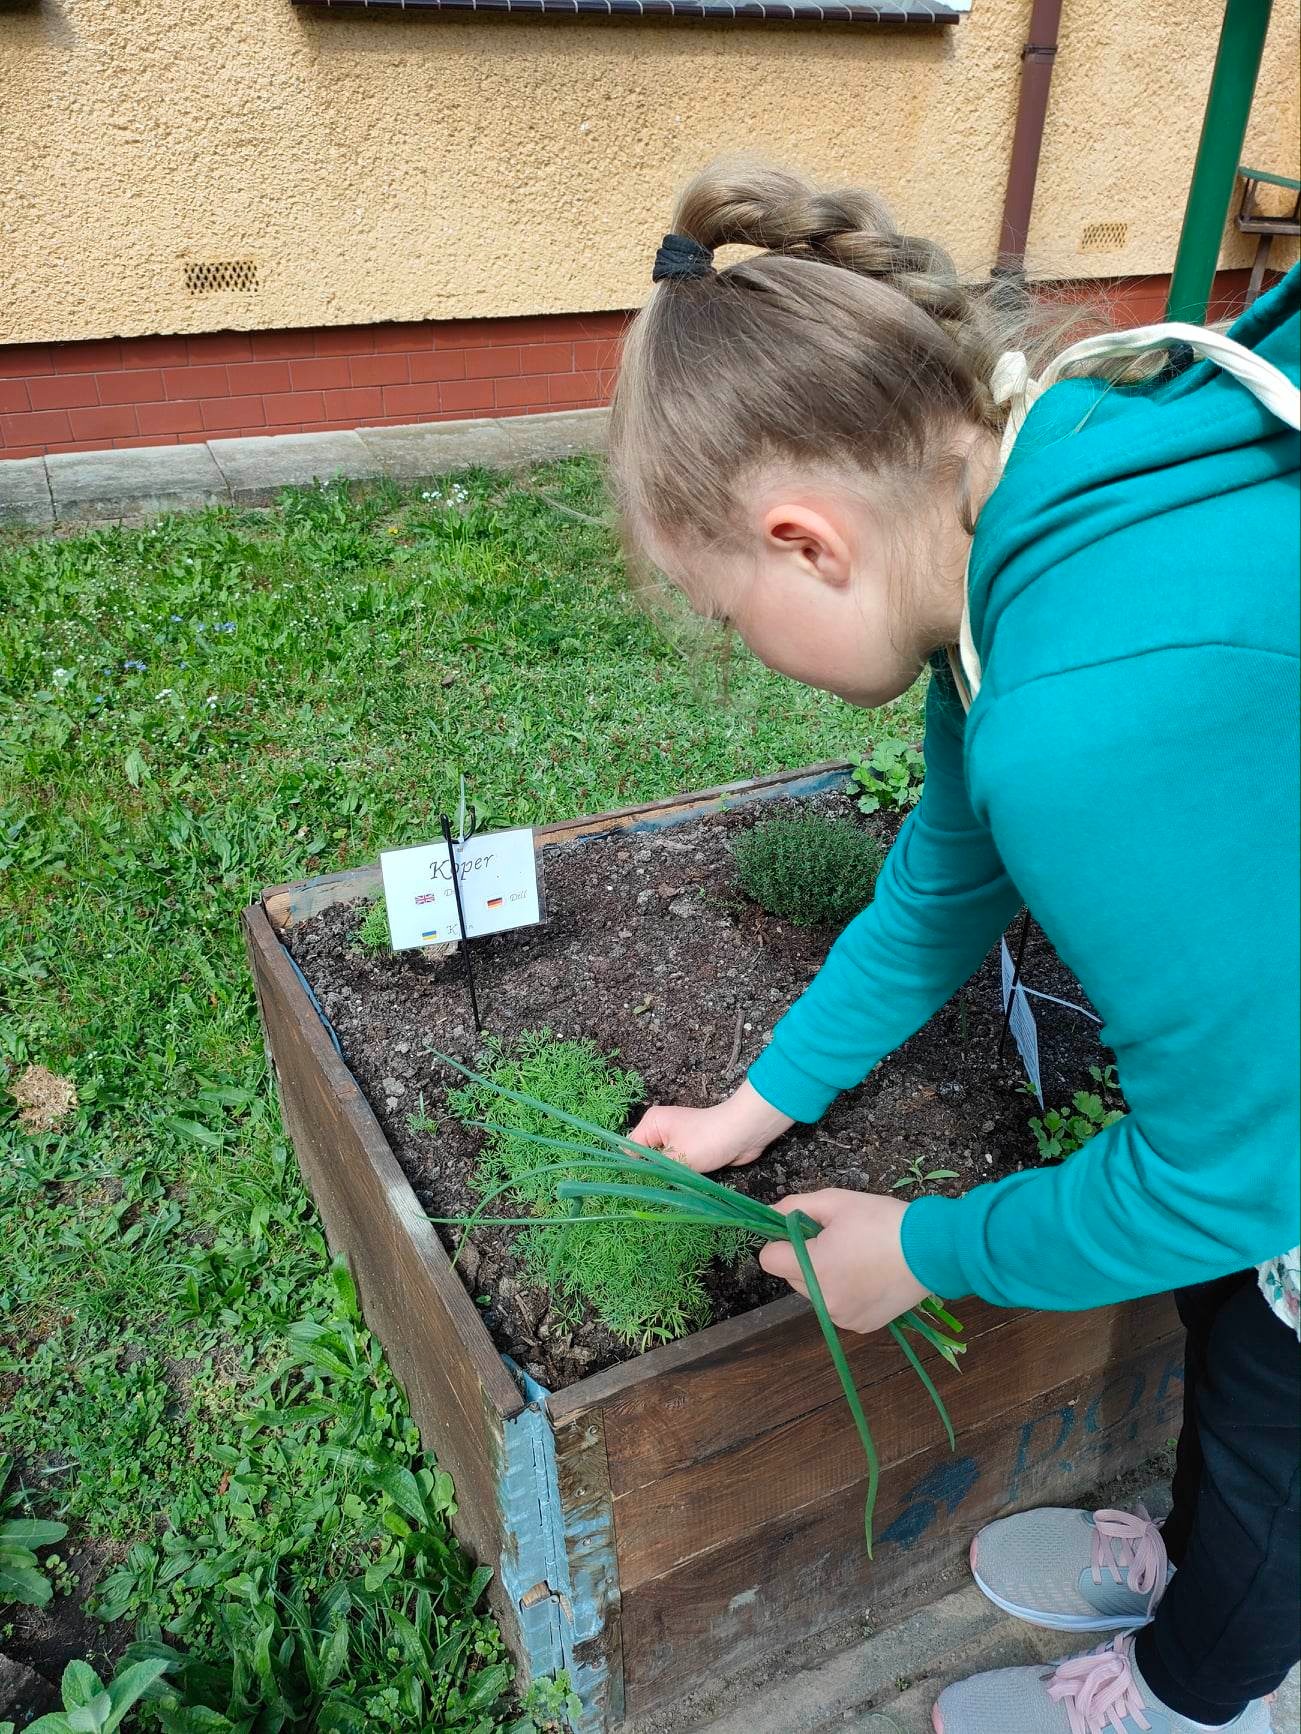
top-left (1166, 0), bottom-right (1274, 323)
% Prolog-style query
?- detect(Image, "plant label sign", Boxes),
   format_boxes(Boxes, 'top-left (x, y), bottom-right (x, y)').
top-left (380, 828), bottom-right (543, 951)
top-left (1000, 936), bottom-right (1044, 1106)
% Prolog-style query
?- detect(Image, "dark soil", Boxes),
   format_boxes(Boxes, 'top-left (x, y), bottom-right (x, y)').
top-left (2, 1531), bottom-right (129, 1684)
top-left (287, 790), bottom-right (1115, 1391)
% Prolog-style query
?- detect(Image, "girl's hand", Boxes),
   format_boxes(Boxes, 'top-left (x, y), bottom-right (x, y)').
top-left (630, 1079), bottom-right (794, 1174)
top-left (759, 1190), bottom-right (930, 1334)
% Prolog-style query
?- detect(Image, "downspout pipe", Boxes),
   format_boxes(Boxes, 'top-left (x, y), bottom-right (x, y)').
top-left (994, 0), bottom-right (1064, 282)
top-left (1166, 0), bottom-right (1274, 322)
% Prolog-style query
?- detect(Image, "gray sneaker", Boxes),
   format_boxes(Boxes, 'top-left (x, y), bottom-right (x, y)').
top-left (932, 1633), bottom-right (1273, 1734)
top-left (970, 1504), bottom-right (1173, 1633)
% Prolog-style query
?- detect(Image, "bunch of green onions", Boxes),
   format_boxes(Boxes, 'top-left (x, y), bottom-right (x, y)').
top-left (430, 1052), bottom-right (965, 1554)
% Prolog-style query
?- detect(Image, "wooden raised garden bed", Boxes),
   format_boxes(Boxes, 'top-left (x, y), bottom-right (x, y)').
top-left (244, 764), bottom-right (1182, 1732)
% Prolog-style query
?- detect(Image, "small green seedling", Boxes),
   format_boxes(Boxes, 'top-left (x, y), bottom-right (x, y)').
top-left (734, 815), bottom-right (884, 928)
top-left (1029, 1065), bottom-right (1124, 1162)
top-left (890, 1157), bottom-right (960, 1196)
top-left (852, 737), bottom-right (925, 814)
top-left (512, 1671), bottom-right (584, 1732)
top-left (355, 898), bottom-right (391, 953)
top-left (406, 1092), bottom-right (439, 1135)
top-left (430, 1050), bottom-right (965, 1554)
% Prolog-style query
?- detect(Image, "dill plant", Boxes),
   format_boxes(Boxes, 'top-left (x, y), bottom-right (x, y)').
top-left (449, 1032), bottom-right (743, 1347)
top-left (355, 897), bottom-right (391, 953)
top-left (733, 814), bottom-right (884, 928)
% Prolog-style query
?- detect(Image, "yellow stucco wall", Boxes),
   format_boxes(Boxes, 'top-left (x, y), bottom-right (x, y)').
top-left (1, 0), bottom-right (1297, 346)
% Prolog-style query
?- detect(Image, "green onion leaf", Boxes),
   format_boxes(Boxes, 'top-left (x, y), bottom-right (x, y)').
top-left (427, 1050), bottom-right (967, 1555)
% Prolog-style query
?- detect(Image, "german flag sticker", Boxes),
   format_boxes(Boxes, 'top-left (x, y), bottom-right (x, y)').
top-left (486, 896), bottom-right (504, 910)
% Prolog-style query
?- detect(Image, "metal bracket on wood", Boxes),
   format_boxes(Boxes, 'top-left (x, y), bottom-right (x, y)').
top-left (498, 1361), bottom-right (619, 1734)
top-left (283, 946), bottom-right (344, 1058)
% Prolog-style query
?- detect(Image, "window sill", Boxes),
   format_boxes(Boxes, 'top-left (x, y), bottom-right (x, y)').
top-left (292, 0), bottom-right (960, 23)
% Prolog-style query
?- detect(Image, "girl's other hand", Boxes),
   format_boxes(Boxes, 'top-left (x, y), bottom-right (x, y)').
top-left (629, 1079), bottom-right (794, 1173)
top-left (759, 1190), bottom-right (930, 1334)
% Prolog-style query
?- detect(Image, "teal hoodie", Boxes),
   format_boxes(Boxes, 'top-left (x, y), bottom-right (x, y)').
top-left (748, 269), bottom-right (1300, 1312)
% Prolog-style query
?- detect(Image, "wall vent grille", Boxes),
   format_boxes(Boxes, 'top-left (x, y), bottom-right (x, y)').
top-left (1078, 221), bottom-right (1129, 254)
top-left (183, 259), bottom-right (261, 296)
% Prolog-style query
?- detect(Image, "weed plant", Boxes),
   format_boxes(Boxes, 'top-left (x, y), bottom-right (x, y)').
top-left (20, 1654), bottom-right (176, 1734)
top-left (0, 1454), bottom-right (68, 1608)
top-left (890, 1157), bottom-right (960, 1196)
top-left (450, 1033), bottom-right (741, 1347)
top-left (406, 1092), bottom-right (440, 1135)
top-left (734, 814), bottom-right (884, 928)
top-left (434, 1052), bottom-right (965, 1553)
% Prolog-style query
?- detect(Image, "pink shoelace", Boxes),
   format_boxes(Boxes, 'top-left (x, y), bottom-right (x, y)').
top-left (1047, 1635), bottom-right (1151, 1734)
top-left (1090, 1504), bottom-right (1169, 1616)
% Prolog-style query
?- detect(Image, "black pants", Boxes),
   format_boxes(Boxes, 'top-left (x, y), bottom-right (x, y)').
top-left (1132, 1270), bottom-right (1301, 1724)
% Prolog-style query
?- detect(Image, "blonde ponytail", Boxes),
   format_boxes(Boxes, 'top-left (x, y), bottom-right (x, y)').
top-left (611, 158), bottom-right (1101, 549)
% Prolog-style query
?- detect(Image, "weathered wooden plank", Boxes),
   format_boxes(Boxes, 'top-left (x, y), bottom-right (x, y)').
top-left (537, 762), bottom-right (853, 851)
top-left (553, 1411), bottom-right (626, 1729)
top-left (617, 1320), bottom-right (1185, 1716)
top-left (260, 760), bottom-right (852, 930)
top-left (261, 863), bottom-right (382, 931)
top-left (549, 1294), bottom-right (1028, 1495)
top-left (609, 1296), bottom-right (1176, 1590)
top-left (243, 903), bottom-right (523, 1570)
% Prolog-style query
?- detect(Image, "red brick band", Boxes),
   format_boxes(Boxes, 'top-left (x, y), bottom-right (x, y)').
top-left (0, 273), bottom-right (1264, 462)
top-left (0, 312), bottom-right (628, 461)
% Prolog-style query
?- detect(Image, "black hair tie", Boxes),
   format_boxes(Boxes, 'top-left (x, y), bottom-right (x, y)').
top-left (652, 232), bottom-right (714, 285)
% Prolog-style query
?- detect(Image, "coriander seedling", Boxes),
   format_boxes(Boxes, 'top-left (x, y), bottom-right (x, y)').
top-left (851, 736), bottom-right (925, 814)
top-left (1028, 1080), bottom-right (1124, 1162)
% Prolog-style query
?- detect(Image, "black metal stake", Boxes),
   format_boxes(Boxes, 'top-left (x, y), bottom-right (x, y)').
top-left (440, 813), bottom-right (482, 1035)
top-left (998, 907), bottom-right (1033, 1063)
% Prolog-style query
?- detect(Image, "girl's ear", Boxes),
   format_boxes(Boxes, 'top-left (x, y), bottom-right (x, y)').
top-left (761, 502), bottom-right (854, 589)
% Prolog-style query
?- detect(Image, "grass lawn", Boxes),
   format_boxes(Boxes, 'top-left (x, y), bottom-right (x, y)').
top-left (0, 460), bottom-right (917, 1729)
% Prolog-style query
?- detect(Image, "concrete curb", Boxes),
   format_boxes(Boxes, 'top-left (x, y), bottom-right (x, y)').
top-left (0, 457), bottom-right (55, 528)
top-left (46, 443), bottom-right (229, 523)
top-left (0, 408), bottom-right (608, 528)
